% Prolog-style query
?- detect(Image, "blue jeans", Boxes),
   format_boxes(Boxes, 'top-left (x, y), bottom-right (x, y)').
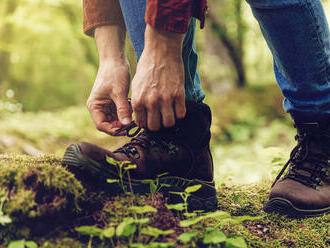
top-left (119, 0), bottom-right (330, 122)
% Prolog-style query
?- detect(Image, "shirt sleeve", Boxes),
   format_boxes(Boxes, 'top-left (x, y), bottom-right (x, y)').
top-left (145, 0), bottom-right (207, 34)
top-left (83, 0), bottom-right (125, 37)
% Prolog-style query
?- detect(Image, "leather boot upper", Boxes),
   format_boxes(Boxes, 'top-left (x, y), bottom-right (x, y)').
top-left (78, 101), bottom-right (214, 182)
top-left (270, 121), bottom-right (330, 210)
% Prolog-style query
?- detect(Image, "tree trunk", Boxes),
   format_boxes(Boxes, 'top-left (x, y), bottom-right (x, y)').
top-left (208, 9), bottom-right (247, 87)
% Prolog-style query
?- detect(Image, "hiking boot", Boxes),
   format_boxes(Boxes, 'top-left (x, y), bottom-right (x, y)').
top-left (62, 101), bottom-right (217, 212)
top-left (264, 121), bottom-right (330, 217)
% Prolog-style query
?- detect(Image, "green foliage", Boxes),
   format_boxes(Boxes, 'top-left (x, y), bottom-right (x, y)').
top-left (7, 239), bottom-right (37, 248)
top-left (202, 229), bottom-right (227, 244)
top-left (177, 231), bottom-right (198, 244)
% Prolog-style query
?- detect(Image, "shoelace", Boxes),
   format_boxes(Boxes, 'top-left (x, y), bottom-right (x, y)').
top-left (114, 122), bottom-right (179, 159)
top-left (272, 125), bottom-right (330, 188)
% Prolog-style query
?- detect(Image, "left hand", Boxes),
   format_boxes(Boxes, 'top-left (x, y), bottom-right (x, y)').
top-left (131, 25), bottom-right (186, 131)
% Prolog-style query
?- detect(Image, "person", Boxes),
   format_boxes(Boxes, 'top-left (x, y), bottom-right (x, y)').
top-left (62, 0), bottom-right (330, 217)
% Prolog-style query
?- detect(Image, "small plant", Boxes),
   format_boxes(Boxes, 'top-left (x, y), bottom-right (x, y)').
top-left (169, 184), bottom-right (202, 214)
top-left (141, 172), bottom-right (171, 195)
top-left (106, 156), bottom-right (137, 194)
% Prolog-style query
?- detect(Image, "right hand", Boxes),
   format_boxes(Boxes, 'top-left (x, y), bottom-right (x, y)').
top-left (87, 61), bottom-right (132, 136)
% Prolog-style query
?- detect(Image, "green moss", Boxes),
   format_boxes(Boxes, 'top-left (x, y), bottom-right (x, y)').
top-left (0, 155), bottom-right (329, 248)
top-left (0, 154), bottom-right (85, 242)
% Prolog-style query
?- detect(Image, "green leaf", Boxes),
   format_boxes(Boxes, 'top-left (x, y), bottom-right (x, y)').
top-left (203, 210), bottom-right (231, 219)
top-left (106, 179), bottom-right (119, 184)
top-left (116, 221), bottom-right (136, 237)
top-left (75, 226), bottom-right (103, 237)
top-left (148, 242), bottom-right (174, 248)
top-left (180, 211), bottom-right (230, 227)
top-left (165, 203), bottom-right (185, 211)
top-left (225, 237), bottom-right (247, 248)
top-left (180, 217), bottom-right (203, 227)
top-left (134, 218), bottom-right (150, 224)
top-left (103, 227), bottom-right (115, 238)
top-left (140, 226), bottom-right (174, 237)
top-left (25, 241), bottom-right (38, 248)
top-left (169, 191), bottom-right (184, 196)
top-left (203, 230), bottom-right (227, 244)
top-left (8, 240), bottom-right (25, 248)
top-left (157, 172), bottom-right (169, 178)
top-left (178, 231), bottom-right (198, 243)
top-left (184, 184), bottom-right (202, 193)
top-left (183, 212), bottom-right (197, 217)
top-left (106, 156), bottom-right (119, 165)
top-left (150, 182), bottom-right (157, 194)
top-left (130, 205), bottom-right (157, 214)
top-left (0, 213), bottom-right (12, 225)
top-left (124, 164), bottom-right (137, 170)
top-left (160, 184), bottom-right (171, 188)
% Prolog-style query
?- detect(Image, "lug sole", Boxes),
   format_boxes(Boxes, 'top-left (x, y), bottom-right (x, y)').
top-left (264, 197), bottom-right (330, 218)
top-left (62, 144), bottom-right (218, 212)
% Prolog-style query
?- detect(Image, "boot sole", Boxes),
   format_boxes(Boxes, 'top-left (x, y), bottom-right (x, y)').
top-left (264, 197), bottom-right (330, 218)
top-left (62, 144), bottom-right (218, 212)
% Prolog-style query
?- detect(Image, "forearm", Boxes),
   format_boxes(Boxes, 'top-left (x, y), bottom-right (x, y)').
top-left (94, 25), bottom-right (127, 66)
top-left (144, 24), bottom-right (184, 59)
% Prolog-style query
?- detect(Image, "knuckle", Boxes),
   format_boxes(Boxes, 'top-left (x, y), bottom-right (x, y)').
top-left (132, 102), bottom-right (144, 112)
top-left (160, 94), bottom-right (172, 104)
top-left (146, 97), bottom-right (158, 107)
top-left (175, 91), bottom-right (185, 101)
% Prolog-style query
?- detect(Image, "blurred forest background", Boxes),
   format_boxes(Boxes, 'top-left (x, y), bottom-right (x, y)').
top-left (0, 0), bottom-right (329, 185)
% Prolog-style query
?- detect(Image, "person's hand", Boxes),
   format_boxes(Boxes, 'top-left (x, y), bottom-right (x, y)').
top-left (87, 61), bottom-right (132, 136)
top-left (131, 25), bottom-right (186, 131)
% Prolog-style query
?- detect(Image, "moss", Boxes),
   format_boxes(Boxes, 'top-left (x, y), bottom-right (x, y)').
top-left (0, 154), bottom-right (85, 242)
top-left (1, 154), bottom-right (329, 248)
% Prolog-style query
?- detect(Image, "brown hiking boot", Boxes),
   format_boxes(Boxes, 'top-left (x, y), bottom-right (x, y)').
top-left (264, 121), bottom-right (330, 217)
top-left (62, 101), bottom-right (217, 212)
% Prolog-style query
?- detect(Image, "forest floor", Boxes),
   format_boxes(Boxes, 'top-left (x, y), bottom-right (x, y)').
top-left (0, 154), bottom-right (329, 248)
top-left (1, 88), bottom-right (329, 248)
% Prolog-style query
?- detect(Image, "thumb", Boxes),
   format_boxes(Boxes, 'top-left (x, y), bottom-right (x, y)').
top-left (113, 97), bottom-right (132, 125)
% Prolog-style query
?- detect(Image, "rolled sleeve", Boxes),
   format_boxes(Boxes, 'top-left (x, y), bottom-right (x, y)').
top-left (83, 0), bottom-right (125, 37)
top-left (145, 0), bottom-right (207, 34)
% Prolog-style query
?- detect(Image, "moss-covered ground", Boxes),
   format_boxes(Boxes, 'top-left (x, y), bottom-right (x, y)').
top-left (0, 154), bottom-right (329, 248)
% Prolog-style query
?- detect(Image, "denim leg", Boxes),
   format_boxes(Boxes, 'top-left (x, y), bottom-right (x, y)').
top-left (246, 0), bottom-right (330, 121)
top-left (118, 0), bottom-right (205, 102)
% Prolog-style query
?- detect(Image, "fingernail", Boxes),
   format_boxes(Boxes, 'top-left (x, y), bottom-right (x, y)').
top-left (122, 118), bottom-right (130, 125)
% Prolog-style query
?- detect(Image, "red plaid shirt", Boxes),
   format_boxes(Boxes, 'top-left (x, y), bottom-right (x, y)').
top-left (83, 0), bottom-right (207, 36)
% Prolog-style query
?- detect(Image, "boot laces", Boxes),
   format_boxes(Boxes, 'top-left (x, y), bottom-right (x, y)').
top-left (272, 123), bottom-right (330, 189)
top-left (113, 122), bottom-right (179, 159)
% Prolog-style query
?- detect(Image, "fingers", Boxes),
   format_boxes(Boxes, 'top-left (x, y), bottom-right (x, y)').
top-left (133, 104), bottom-right (147, 128)
top-left (133, 96), bottom-right (185, 131)
top-left (160, 101), bottom-right (175, 128)
top-left (147, 105), bottom-right (161, 131)
top-left (88, 108), bottom-right (124, 136)
top-left (174, 93), bottom-right (186, 119)
top-left (113, 97), bottom-right (132, 125)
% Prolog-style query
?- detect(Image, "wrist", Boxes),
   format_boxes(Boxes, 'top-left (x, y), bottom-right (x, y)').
top-left (144, 24), bottom-right (184, 57)
top-left (99, 58), bottom-right (129, 68)
top-left (95, 25), bottom-right (127, 64)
